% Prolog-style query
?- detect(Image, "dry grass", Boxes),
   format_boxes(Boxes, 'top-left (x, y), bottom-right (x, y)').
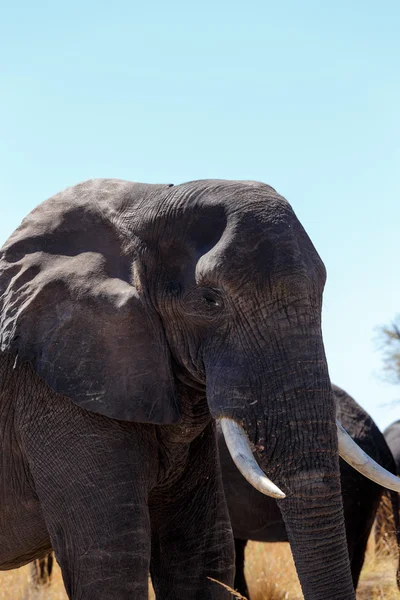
top-left (243, 535), bottom-right (400, 600)
top-left (375, 492), bottom-right (398, 557)
top-left (356, 540), bottom-right (400, 600)
top-left (0, 533), bottom-right (399, 599)
top-left (244, 541), bottom-right (302, 600)
top-left (0, 565), bottom-right (67, 600)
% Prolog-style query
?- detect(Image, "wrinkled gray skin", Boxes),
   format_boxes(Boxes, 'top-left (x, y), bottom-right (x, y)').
top-left (219, 385), bottom-right (400, 598)
top-left (377, 420), bottom-right (400, 562)
top-left (0, 179), bottom-right (356, 599)
top-left (385, 421), bottom-right (400, 473)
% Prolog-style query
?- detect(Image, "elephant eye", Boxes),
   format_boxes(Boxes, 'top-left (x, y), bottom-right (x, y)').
top-left (183, 287), bottom-right (224, 320)
top-left (202, 292), bottom-right (220, 307)
top-left (201, 289), bottom-right (223, 310)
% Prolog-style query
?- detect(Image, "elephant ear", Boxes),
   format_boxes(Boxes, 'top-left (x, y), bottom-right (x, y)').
top-left (0, 179), bottom-right (179, 424)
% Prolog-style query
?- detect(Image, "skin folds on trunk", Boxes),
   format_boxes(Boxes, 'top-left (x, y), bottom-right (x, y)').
top-left (208, 334), bottom-right (357, 600)
top-left (274, 404), bottom-right (356, 600)
top-left (263, 388), bottom-right (355, 600)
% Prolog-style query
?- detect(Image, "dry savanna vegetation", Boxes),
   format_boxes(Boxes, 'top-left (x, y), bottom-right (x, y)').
top-left (1, 529), bottom-right (399, 600)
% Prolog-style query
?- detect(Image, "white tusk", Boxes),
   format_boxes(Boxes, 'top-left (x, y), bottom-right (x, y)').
top-left (219, 417), bottom-right (286, 499)
top-left (337, 420), bottom-right (400, 492)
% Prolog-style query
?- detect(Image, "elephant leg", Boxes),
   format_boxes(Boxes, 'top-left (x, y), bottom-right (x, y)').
top-left (40, 557), bottom-right (46, 581)
top-left (149, 422), bottom-right (235, 599)
top-left (18, 397), bottom-right (158, 600)
top-left (47, 552), bottom-right (54, 580)
top-left (341, 472), bottom-right (383, 589)
top-left (348, 501), bottom-right (381, 589)
top-left (234, 538), bottom-right (249, 598)
top-left (30, 560), bottom-right (41, 587)
top-left (30, 552), bottom-right (53, 586)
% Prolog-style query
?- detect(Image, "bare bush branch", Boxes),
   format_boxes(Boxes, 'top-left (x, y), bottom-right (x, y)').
top-left (378, 314), bottom-right (400, 386)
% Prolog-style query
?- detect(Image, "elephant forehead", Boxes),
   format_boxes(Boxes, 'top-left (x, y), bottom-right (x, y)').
top-left (195, 207), bottom-right (322, 289)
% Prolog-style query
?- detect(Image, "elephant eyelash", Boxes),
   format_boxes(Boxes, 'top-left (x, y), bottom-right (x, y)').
top-left (182, 287), bottom-right (225, 320)
top-left (200, 288), bottom-right (225, 308)
top-left (202, 293), bottom-right (221, 307)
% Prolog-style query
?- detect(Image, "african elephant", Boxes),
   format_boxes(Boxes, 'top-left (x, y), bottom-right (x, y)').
top-left (385, 421), bottom-right (400, 472)
top-left (1, 178), bottom-right (399, 600)
top-left (219, 385), bottom-right (400, 598)
top-left (375, 420), bottom-right (400, 555)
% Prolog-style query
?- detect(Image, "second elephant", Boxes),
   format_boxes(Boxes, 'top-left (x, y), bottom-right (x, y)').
top-left (219, 385), bottom-right (400, 598)
top-left (375, 419), bottom-right (400, 555)
top-left (384, 420), bottom-right (400, 472)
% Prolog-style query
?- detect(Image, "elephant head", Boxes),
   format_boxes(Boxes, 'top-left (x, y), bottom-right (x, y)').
top-left (1, 178), bottom-right (398, 599)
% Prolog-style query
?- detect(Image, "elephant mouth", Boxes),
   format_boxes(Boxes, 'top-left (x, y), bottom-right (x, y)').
top-left (219, 417), bottom-right (400, 498)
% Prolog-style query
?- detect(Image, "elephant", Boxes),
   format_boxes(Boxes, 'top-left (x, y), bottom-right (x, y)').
top-left (385, 420), bottom-right (400, 472)
top-left (1, 178), bottom-right (400, 600)
top-left (218, 384), bottom-right (400, 598)
top-left (375, 420), bottom-right (400, 555)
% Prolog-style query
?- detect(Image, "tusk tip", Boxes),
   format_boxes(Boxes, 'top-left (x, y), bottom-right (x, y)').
top-left (257, 476), bottom-right (286, 498)
top-left (337, 420), bottom-right (400, 493)
top-left (220, 417), bottom-right (286, 499)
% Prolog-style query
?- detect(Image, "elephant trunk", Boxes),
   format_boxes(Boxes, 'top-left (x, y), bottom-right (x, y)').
top-left (208, 333), bottom-right (356, 599)
top-left (259, 374), bottom-right (356, 599)
top-left (277, 467), bottom-right (355, 599)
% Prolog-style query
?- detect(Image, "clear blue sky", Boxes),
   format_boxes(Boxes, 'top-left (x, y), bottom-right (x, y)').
top-left (1, 0), bottom-right (399, 429)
